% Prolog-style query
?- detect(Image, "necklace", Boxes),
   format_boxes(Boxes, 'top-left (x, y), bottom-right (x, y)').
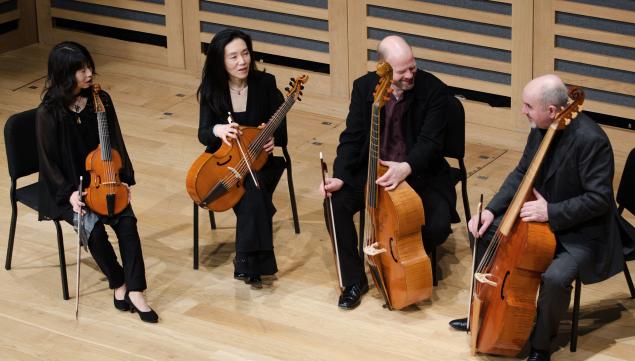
top-left (229, 84), bottom-right (248, 95)
top-left (71, 97), bottom-right (84, 124)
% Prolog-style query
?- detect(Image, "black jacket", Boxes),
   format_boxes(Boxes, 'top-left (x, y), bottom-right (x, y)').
top-left (36, 90), bottom-right (134, 221)
top-left (333, 70), bottom-right (457, 218)
top-left (198, 71), bottom-right (287, 153)
top-left (487, 113), bottom-right (624, 284)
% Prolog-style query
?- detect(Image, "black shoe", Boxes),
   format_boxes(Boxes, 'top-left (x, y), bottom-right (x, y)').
top-left (338, 280), bottom-right (369, 310)
top-left (246, 275), bottom-right (263, 289)
top-left (449, 317), bottom-right (468, 331)
top-left (113, 291), bottom-right (130, 311)
top-left (234, 272), bottom-right (249, 281)
top-left (527, 348), bottom-right (550, 361)
top-left (125, 292), bottom-right (159, 323)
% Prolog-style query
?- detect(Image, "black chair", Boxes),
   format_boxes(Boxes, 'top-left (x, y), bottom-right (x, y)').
top-left (570, 147), bottom-right (635, 352)
top-left (193, 146), bottom-right (300, 269)
top-left (358, 95), bottom-right (470, 286)
top-left (4, 109), bottom-right (70, 300)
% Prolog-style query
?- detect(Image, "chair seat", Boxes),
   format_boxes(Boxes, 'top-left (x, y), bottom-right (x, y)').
top-left (15, 182), bottom-right (40, 211)
top-left (449, 167), bottom-right (461, 186)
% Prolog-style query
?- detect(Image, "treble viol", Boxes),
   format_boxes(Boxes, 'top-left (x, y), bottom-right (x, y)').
top-left (84, 84), bottom-right (129, 217)
top-left (186, 75), bottom-right (308, 212)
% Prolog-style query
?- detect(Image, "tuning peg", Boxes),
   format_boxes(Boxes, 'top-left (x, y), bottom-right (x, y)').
top-left (290, 77), bottom-right (295, 82)
top-left (298, 98), bottom-right (302, 101)
top-left (300, 85), bottom-right (304, 90)
top-left (289, 81), bottom-right (293, 86)
top-left (285, 87), bottom-right (290, 92)
top-left (299, 91), bottom-right (303, 96)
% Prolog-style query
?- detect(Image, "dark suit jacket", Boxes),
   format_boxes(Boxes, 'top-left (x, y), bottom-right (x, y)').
top-left (333, 70), bottom-right (458, 220)
top-left (487, 113), bottom-right (623, 284)
top-left (198, 71), bottom-right (287, 153)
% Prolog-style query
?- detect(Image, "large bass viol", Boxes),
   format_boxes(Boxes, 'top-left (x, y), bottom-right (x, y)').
top-left (362, 62), bottom-right (433, 310)
top-left (469, 87), bottom-right (585, 356)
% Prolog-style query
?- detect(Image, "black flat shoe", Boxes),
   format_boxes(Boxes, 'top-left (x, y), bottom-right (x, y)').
top-left (338, 280), bottom-right (369, 310)
top-left (125, 292), bottom-right (158, 323)
top-left (246, 275), bottom-right (262, 289)
top-left (113, 292), bottom-right (130, 311)
top-left (234, 272), bottom-right (249, 281)
top-left (449, 317), bottom-right (468, 331)
top-left (527, 348), bottom-right (550, 361)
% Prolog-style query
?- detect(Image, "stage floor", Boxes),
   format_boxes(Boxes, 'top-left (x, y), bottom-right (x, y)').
top-left (0, 44), bottom-right (633, 361)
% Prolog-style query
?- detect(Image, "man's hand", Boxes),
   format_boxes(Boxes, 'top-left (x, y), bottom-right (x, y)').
top-left (468, 209), bottom-right (494, 239)
top-left (375, 160), bottom-right (411, 191)
top-left (520, 188), bottom-right (549, 223)
top-left (320, 177), bottom-right (344, 197)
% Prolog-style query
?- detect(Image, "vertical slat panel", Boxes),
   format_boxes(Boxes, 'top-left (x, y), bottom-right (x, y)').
top-left (0, 0), bottom-right (38, 54)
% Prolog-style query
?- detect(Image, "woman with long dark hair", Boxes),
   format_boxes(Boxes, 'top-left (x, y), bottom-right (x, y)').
top-left (198, 29), bottom-right (287, 288)
top-left (36, 41), bottom-right (158, 322)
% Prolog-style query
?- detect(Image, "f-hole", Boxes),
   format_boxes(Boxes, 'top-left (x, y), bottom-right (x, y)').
top-left (389, 238), bottom-right (398, 262)
top-left (501, 271), bottom-right (510, 300)
top-left (217, 156), bottom-right (232, 166)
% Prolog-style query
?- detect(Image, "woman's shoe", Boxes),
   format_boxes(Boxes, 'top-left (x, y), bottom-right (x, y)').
top-left (125, 292), bottom-right (158, 323)
top-left (233, 272), bottom-right (249, 281)
top-left (113, 291), bottom-right (130, 311)
top-left (246, 275), bottom-right (262, 289)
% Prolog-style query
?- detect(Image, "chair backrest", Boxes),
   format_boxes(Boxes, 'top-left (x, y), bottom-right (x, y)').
top-left (444, 95), bottom-right (466, 160)
top-left (617, 148), bottom-right (635, 215)
top-left (4, 108), bottom-right (39, 180)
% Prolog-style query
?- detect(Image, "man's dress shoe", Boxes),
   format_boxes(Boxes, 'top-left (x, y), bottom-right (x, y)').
top-left (449, 317), bottom-right (468, 331)
top-left (338, 281), bottom-right (369, 310)
top-left (527, 348), bottom-right (550, 361)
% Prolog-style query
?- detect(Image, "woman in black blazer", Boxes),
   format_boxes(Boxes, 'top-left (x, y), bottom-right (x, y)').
top-left (197, 29), bottom-right (287, 288)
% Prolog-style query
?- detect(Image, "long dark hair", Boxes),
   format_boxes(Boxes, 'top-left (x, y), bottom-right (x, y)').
top-left (42, 41), bottom-right (95, 116)
top-left (197, 29), bottom-right (257, 116)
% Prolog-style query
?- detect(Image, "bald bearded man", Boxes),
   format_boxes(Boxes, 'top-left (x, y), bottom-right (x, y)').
top-left (449, 75), bottom-right (624, 361)
top-left (320, 35), bottom-right (459, 309)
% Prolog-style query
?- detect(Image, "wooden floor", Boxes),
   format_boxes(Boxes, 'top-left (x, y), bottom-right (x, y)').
top-left (1, 44), bottom-right (634, 361)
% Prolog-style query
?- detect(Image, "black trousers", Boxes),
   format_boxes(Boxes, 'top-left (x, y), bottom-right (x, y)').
top-left (232, 157), bottom-right (285, 276)
top-left (474, 217), bottom-right (583, 352)
top-left (330, 182), bottom-right (453, 287)
top-left (63, 209), bottom-right (147, 291)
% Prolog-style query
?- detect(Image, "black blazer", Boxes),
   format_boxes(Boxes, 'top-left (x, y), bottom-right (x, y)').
top-left (487, 113), bottom-right (624, 284)
top-left (198, 71), bottom-right (287, 153)
top-left (333, 70), bottom-right (457, 217)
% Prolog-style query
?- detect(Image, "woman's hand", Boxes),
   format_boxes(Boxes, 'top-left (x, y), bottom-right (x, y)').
top-left (122, 182), bottom-right (131, 203)
top-left (70, 191), bottom-right (87, 215)
top-left (213, 123), bottom-right (241, 146)
top-left (263, 136), bottom-right (275, 154)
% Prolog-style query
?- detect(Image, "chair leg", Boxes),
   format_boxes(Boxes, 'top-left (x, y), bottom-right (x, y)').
top-left (283, 147), bottom-right (300, 234)
top-left (459, 159), bottom-right (471, 222)
top-left (623, 260), bottom-right (635, 299)
top-left (208, 210), bottom-right (216, 230)
top-left (431, 244), bottom-right (438, 287)
top-left (193, 203), bottom-right (199, 270)
top-left (5, 197), bottom-right (18, 270)
top-left (358, 211), bottom-right (365, 257)
top-left (54, 220), bottom-right (69, 300)
top-left (570, 277), bottom-right (582, 352)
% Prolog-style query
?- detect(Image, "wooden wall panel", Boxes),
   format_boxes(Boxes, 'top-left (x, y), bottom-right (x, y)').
top-left (35, 0), bottom-right (185, 69)
top-left (15, 0), bottom-right (633, 138)
top-left (0, 0), bottom-right (37, 54)
top-left (533, 0), bottom-right (635, 122)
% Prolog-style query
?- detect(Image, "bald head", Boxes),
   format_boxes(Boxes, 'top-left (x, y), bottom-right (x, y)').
top-left (521, 74), bottom-right (569, 129)
top-left (525, 74), bottom-right (568, 108)
top-left (377, 36), bottom-right (417, 93)
top-left (377, 35), bottom-right (413, 64)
